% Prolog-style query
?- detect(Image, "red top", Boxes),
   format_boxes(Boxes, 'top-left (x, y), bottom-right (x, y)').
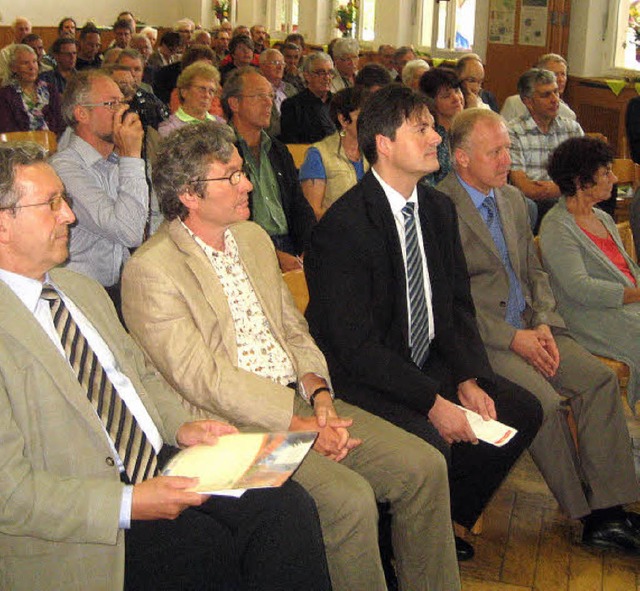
top-left (581, 227), bottom-right (637, 286)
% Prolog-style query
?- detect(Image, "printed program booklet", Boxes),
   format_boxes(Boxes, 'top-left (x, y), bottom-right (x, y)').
top-left (162, 431), bottom-right (317, 496)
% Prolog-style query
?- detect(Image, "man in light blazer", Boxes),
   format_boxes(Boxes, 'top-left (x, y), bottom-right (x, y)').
top-left (438, 108), bottom-right (640, 554)
top-left (120, 120), bottom-right (461, 591)
top-left (0, 142), bottom-right (332, 590)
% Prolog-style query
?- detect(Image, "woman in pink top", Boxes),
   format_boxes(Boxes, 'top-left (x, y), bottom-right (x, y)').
top-left (540, 136), bottom-right (640, 412)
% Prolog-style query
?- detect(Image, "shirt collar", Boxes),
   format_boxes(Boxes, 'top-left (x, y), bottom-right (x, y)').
top-left (456, 173), bottom-right (495, 210)
top-left (234, 126), bottom-right (272, 156)
top-left (175, 107), bottom-right (216, 124)
top-left (372, 167), bottom-right (418, 216)
top-left (67, 132), bottom-right (115, 167)
top-left (0, 269), bottom-right (54, 313)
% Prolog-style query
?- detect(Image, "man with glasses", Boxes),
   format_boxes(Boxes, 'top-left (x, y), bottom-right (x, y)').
top-left (330, 38), bottom-right (359, 93)
top-left (259, 48), bottom-right (298, 137)
top-left (507, 68), bottom-right (583, 228)
top-left (222, 68), bottom-right (314, 272)
top-left (279, 51), bottom-right (336, 144)
top-left (121, 119), bottom-right (460, 591)
top-left (0, 141), bottom-right (333, 591)
top-left (51, 70), bottom-right (148, 314)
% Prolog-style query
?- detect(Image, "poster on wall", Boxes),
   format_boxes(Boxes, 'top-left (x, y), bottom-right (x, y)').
top-left (488, 0), bottom-right (516, 44)
top-left (518, 0), bottom-right (548, 46)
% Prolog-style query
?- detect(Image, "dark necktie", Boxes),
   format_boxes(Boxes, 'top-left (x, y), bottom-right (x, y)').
top-left (481, 195), bottom-right (525, 328)
top-left (401, 202), bottom-right (430, 367)
top-left (41, 286), bottom-right (157, 484)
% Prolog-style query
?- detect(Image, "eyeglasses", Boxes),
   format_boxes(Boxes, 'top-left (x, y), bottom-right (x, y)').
top-left (190, 85), bottom-right (218, 96)
top-left (309, 69), bottom-right (335, 78)
top-left (189, 170), bottom-right (248, 187)
top-left (80, 99), bottom-right (129, 111)
top-left (337, 55), bottom-right (358, 63)
top-left (265, 60), bottom-right (284, 67)
top-left (0, 194), bottom-right (67, 212)
top-left (239, 92), bottom-right (275, 101)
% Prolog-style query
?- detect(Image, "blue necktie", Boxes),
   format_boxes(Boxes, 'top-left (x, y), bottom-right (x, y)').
top-left (481, 195), bottom-right (525, 328)
top-left (402, 203), bottom-right (430, 367)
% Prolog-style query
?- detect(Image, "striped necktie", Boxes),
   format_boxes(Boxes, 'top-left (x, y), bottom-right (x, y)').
top-left (401, 202), bottom-right (430, 367)
top-left (41, 286), bottom-right (157, 484)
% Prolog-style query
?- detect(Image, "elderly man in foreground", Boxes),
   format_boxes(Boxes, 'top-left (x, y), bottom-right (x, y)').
top-left (121, 120), bottom-right (459, 591)
top-left (0, 142), bottom-right (332, 591)
top-left (438, 108), bottom-right (640, 554)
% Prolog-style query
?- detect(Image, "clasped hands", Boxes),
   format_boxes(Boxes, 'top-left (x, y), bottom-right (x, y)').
top-left (510, 324), bottom-right (560, 378)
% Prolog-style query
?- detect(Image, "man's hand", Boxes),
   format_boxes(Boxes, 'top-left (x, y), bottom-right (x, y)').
top-left (510, 325), bottom-right (559, 377)
top-left (457, 379), bottom-right (496, 421)
top-left (176, 419), bottom-right (239, 448)
top-left (131, 476), bottom-right (208, 520)
top-left (427, 394), bottom-right (477, 445)
top-left (113, 106), bottom-right (144, 158)
top-left (276, 250), bottom-right (303, 272)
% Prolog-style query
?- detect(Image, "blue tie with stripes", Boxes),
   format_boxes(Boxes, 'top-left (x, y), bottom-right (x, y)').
top-left (402, 202), bottom-right (430, 367)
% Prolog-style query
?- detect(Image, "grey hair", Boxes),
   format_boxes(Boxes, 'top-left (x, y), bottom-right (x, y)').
top-left (153, 121), bottom-right (236, 221)
top-left (117, 48), bottom-right (143, 64)
top-left (7, 44), bottom-right (35, 78)
top-left (0, 142), bottom-right (47, 209)
top-left (536, 53), bottom-right (567, 69)
top-left (402, 59), bottom-right (430, 86)
top-left (302, 51), bottom-right (333, 74)
top-left (517, 68), bottom-right (557, 100)
top-left (259, 48), bottom-right (283, 65)
top-left (61, 69), bottom-right (112, 127)
top-left (221, 66), bottom-right (264, 120)
top-left (332, 38), bottom-right (359, 60)
top-left (449, 108), bottom-right (505, 159)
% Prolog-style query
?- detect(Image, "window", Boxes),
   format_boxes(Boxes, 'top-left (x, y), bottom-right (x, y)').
top-left (616, 0), bottom-right (640, 70)
top-left (359, 0), bottom-right (376, 41)
top-left (276, 0), bottom-right (299, 34)
top-left (421, 0), bottom-right (477, 52)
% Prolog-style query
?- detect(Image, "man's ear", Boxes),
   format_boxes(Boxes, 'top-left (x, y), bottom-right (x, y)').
top-left (73, 104), bottom-right (89, 125)
top-left (228, 95), bottom-right (240, 116)
top-left (177, 185), bottom-right (200, 212)
top-left (454, 147), bottom-right (470, 170)
top-left (0, 210), bottom-right (14, 245)
top-left (376, 133), bottom-right (392, 159)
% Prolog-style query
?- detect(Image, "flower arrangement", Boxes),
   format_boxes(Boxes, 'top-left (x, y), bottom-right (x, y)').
top-left (213, 0), bottom-right (230, 23)
top-left (335, 1), bottom-right (358, 38)
top-left (630, 1), bottom-right (640, 46)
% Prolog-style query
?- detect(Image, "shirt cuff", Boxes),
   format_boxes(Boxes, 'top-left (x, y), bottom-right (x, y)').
top-left (119, 484), bottom-right (134, 529)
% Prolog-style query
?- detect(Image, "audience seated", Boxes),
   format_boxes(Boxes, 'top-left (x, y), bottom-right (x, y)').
top-left (116, 48), bottom-right (153, 94)
top-left (418, 67), bottom-right (464, 186)
top-left (57, 16), bottom-right (77, 38)
top-left (439, 109), bottom-right (640, 555)
top-left (102, 47), bottom-right (123, 67)
top-left (22, 33), bottom-right (52, 74)
top-left (121, 118), bottom-right (460, 591)
top-left (540, 135), bottom-right (640, 413)
top-left (392, 45), bottom-right (416, 82)
top-left (0, 141), bottom-right (333, 591)
top-left (140, 25), bottom-right (158, 46)
top-left (147, 30), bottom-right (181, 73)
top-left (0, 17), bottom-right (33, 84)
top-left (402, 58), bottom-right (430, 90)
top-left (174, 18), bottom-right (196, 52)
top-left (129, 34), bottom-right (155, 84)
top-left (40, 37), bottom-right (78, 94)
top-left (194, 30), bottom-right (212, 48)
top-left (625, 95), bottom-right (640, 165)
top-left (377, 43), bottom-right (397, 78)
top-left (0, 44), bottom-right (64, 135)
top-left (211, 27), bottom-right (231, 66)
top-left (455, 54), bottom-right (497, 111)
top-left (223, 67), bottom-right (316, 271)
top-left (279, 52), bottom-right (336, 144)
top-left (259, 48), bottom-right (298, 137)
top-left (354, 62), bottom-right (392, 91)
top-left (299, 86), bottom-right (369, 219)
top-left (112, 18), bottom-right (134, 50)
top-left (507, 68), bottom-right (583, 228)
top-left (250, 24), bottom-right (268, 54)
top-left (76, 24), bottom-right (103, 70)
top-left (501, 53), bottom-right (576, 122)
top-left (330, 38), bottom-right (359, 93)
top-left (159, 62), bottom-right (224, 137)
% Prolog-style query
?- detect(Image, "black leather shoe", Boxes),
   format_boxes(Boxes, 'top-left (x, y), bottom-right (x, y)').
top-left (455, 536), bottom-right (475, 561)
top-left (623, 510), bottom-right (640, 533)
top-left (582, 515), bottom-right (640, 554)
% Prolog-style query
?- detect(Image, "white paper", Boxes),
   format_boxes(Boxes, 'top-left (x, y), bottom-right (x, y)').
top-left (456, 405), bottom-right (518, 447)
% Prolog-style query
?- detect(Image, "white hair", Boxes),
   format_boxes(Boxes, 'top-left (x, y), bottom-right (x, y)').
top-left (402, 59), bottom-right (430, 86)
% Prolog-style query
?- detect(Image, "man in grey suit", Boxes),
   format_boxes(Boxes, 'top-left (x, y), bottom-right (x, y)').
top-left (0, 142), bottom-right (332, 590)
top-left (120, 120), bottom-right (461, 591)
top-left (437, 108), bottom-right (640, 554)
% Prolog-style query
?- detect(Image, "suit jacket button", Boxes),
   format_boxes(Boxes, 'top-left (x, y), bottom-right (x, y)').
top-left (105, 457), bottom-right (115, 466)
top-left (499, 301), bottom-right (507, 308)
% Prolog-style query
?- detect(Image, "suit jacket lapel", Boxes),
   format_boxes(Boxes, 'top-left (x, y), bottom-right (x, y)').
top-left (168, 220), bottom-right (239, 358)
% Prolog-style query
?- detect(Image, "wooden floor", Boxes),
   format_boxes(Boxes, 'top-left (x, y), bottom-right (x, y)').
top-left (459, 451), bottom-right (640, 591)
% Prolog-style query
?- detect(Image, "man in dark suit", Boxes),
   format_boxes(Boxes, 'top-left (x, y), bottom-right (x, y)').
top-left (439, 107), bottom-right (640, 554)
top-left (305, 84), bottom-right (543, 558)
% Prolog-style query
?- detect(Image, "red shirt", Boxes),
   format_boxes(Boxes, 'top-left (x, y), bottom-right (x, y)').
top-left (581, 227), bottom-right (637, 286)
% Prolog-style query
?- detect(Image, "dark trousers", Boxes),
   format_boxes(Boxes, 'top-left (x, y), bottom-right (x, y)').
top-left (339, 352), bottom-right (543, 530)
top-left (125, 479), bottom-right (332, 591)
